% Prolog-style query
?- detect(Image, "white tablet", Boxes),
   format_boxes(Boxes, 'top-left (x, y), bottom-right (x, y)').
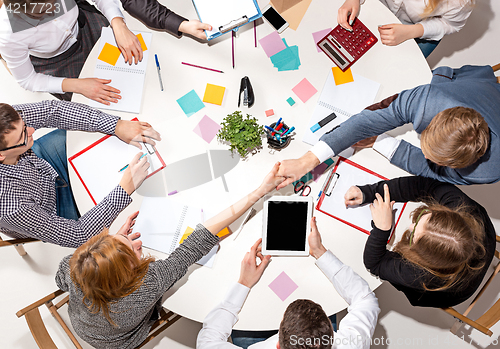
top-left (262, 196), bottom-right (313, 256)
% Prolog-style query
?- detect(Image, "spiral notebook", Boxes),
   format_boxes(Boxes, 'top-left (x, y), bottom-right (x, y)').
top-left (88, 27), bottom-right (152, 114)
top-left (132, 197), bottom-right (217, 267)
top-left (302, 69), bottom-right (380, 146)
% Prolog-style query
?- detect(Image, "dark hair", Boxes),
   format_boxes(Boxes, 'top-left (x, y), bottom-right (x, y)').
top-left (0, 103), bottom-right (22, 150)
top-left (279, 299), bottom-right (333, 349)
top-left (393, 203), bottom-right (486, 291)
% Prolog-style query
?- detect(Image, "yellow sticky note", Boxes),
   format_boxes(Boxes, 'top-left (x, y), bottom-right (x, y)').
top-left (98, 42), bottom-right (121, 66)
top-left (179, 226), bottom-right (195, 244)
top-left (203, 83), bottom-right (226, 106)
top-left (217, 227), bottom-right (231, 238)
top-left (136, 33), bottom-right (148, 51)
top-left (332, 67), bottom-right (354, 85)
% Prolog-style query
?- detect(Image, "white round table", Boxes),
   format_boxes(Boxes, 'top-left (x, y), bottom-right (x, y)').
top-left (70, 0), bottom-right (431, 330)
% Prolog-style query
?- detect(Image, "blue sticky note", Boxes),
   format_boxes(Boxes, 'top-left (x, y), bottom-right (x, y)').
top-left (270, 44), bottom-right (301, 71)
top-left (176, 90), bottom-right (205, 117)
top-left (287, 97), bottom-right (295, 106)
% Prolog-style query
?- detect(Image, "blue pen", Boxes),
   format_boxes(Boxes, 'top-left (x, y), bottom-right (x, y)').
top-left (282, 126), bottom-right (295, 137)
top-left (265, 125), bottom-right (279, 134)
top-left (155, 54), bottom-right (164, 91)
top-left (276, 117), bottom-right (282, 126)
top-left (119, 153), bottom-right (147, 172)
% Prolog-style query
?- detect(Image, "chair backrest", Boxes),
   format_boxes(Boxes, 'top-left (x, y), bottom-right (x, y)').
top-left (17, 289), bottom-right (181, 349)
top-left (442, 235), bottom-right (500, 336)
top-left (0, 235), bottom-right (39, 256)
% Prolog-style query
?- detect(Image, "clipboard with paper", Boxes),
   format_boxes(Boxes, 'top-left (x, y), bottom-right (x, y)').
top-left (316, 157), bottom-right (407, 242)
top-left (192, 0), bottom-right (262, 40)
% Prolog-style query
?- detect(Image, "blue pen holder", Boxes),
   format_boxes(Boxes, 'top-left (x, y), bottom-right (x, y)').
top-left (267, 122), bottom-right (292, 150)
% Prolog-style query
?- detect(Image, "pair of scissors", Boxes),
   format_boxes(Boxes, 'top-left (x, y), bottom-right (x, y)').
top-left (294, 181), bottom-right (311, 196)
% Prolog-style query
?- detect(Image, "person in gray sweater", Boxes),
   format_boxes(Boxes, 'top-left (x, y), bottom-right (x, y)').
top-left (55, 162), bottom-right (285, 349)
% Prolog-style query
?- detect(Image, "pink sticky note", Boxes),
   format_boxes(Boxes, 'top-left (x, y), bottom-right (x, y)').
top-left (269, 271), bottom-right (298, 301)
top-left (259, 31), bottom-right (287, 58)
top-left (311, 162), bottom-right (329, 182)
top-left (292, 78), bottom-right (318, 103)
top-left (193, 115), bottom-right (222, 143)
top-left (265, 109), bottom-right (275, 117)
top-left (312, 28), bottom-right (332, 52)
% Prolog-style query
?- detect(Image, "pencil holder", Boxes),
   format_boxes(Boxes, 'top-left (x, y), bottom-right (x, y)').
top-left (267, 122), bottom-right (292, 150)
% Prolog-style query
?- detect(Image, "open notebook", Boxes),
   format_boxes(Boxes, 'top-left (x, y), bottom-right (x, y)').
top-left (133, 197), bottom-right (217, 267)
top-left (302, 69), bottom-right (380, 146)
top-left (316, 157), bottom-right (406, 242)
top-left (88, 27), bottom-right (152, 113)
top-left (68, 128), bottom-right (165, 205)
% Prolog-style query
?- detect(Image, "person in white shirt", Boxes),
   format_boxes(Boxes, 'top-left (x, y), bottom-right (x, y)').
top-left (0, 0), bottom-right (142, 103)
top-left (337, 0), bottom-right (474, 57)
top-left (197, 218), bottom-right (380, 349)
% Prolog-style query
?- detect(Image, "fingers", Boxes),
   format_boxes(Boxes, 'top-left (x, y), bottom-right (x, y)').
top-left (349, 12), bottom-right (357, 27)
top-left (383, 184), bottom-right (391, 203)
top-left (337, 9), bottom-right (352, 31)
top-left (250, 238), bottom-right (262, 254)
top-left (121, 48), bottom-right (129, 64)
top-left (310, 216), bottom-right (318, 232)
top-left (200, 22), bottom-right (212, 31)
top-left (128, 210), bottom-right (140, 221)
top-left (276, 177), bottom-right (293, 190)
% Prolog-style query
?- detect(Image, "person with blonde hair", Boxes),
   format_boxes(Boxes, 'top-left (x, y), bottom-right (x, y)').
top-left (55, 163), bottom-right (285, 349)
top-left (344, 176), bottom-right (496, 307)
top-left (337, 0), bottom-right (475, 57)
top-left (277, 65), bottom-right (500, 186)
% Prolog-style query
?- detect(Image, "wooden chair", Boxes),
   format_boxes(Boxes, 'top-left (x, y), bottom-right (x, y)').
top-left (16, 289), bottom-right (182, 349)
top-left (493, 63), bottom-right (500, 83)
top-left (0, 235), bottom-right (38, 256)
top-left (442, 235), bottom-right (500, 336)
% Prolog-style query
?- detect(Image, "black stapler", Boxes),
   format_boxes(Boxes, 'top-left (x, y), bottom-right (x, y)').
top-left (238, 76), bottom-right (254, 108)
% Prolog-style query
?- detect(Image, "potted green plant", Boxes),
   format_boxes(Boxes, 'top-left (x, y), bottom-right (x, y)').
top-left (217, 111), bottom-right (264, 157)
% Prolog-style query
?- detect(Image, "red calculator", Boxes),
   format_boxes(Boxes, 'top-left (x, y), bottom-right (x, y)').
top-left (317, 18), bottom-right (377, 71)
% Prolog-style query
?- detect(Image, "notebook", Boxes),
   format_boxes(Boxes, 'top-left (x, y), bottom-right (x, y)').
top-left (68, 122), bottom-right (166, 205)
top-left (316, 157), bottom-right (406, 242)
top-left (192, 0), bottom-right (262, 40)
top-left (88, 27), bottom-right (152, 114)
top-left (133, 197), bottom-right (217, 267)
top-left (302, 69), bottom-right (380, 146)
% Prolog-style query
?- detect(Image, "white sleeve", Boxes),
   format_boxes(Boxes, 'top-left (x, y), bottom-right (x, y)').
top-left (316, 251), bottom-right (380, 349)
top-left (419, 2), bottom-right (473, 40)
top-left (310, 141), bottom-right (335, 163)
top-left (0, 40), bottom-right (64, 93)
top-left (197, 283), bottom-right (250, 349)
top-left (372, 133), bottom-right (401, 160)
top-left (91, 0), bottom-right (124, 23)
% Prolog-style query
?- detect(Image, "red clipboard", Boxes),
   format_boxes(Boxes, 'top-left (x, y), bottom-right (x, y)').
top-left (68, 118), bottom-right (166, 205)
top-left (316, 157), bottom-right (407, 243)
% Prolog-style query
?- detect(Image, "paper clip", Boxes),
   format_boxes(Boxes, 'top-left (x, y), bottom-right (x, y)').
top-left (325, 173), bottom-right (340, 197)
top-left (220, 16), bottom-right (248, 33)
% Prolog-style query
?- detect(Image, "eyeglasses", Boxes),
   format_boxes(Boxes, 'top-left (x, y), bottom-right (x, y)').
top-left (0, 111), bottom-right (28, 152)
top-left (409, 209), bottom-right (430, 246)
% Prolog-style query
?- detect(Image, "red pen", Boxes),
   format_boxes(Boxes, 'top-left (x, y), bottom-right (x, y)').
top-left (272, 122), bottom-right (284, 136)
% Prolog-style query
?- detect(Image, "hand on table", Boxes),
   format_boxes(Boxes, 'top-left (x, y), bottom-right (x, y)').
top-left (179, 19), bottom-right (212, 40)
top-left (69, 78), bottom-right (121, 105)
top-left (378, 23), bottom-right (424, 46)
top-left (119, 152), bottom-right (150, 195)
top-left (115, 120), bottom-right (162, 149)
top-left (369, 184), bottom-right (395, 231)
top-left (111, 17), bottom-right (143, 65)
top-left (257, 162), bottom-right (286, 196)
top-left (238, 238), bottom-right (271, 289)
top-left (276, 152), bottom-right (320, 190)
top-left (338, 0), bottom-right (361, 31)
top-left (309, 217), bottom-right (327, 259)
top-left (344, 186), bottom-right (364, 207)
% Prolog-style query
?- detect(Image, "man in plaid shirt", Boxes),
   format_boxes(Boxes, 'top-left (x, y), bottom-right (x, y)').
top-left (0, 100), bottom-right (160, 248)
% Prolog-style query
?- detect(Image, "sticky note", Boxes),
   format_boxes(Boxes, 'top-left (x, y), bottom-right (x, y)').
top-left (98, 42), bottom-right (121, 66)
top-left (292, 78), bottom-right (317, 103)
top-left (293, 159), bottom-right (335, 186)
top-left (311, 162), bottom-right (329, 182)
top-left (259, 31), bottom-right (287, 58)
top-left (203, 84), bottom-right (226, 106)
top-left (286, 97), bottom-right (295, 106)
top-left (136, 33), bottom-right (148, 51)
top-left (269, 271), bottom-right (298, 301)
top-left (265, 109), bottom-right (274, 117)
top-left (332, 67), bottom-right (354, 85)
top-left (176, 90), bottom-right (205, 117)
top-left (193, 115), bottom-right (222, 143)
top-left (216, 227), bottom-right (231, 238)
top-left (270, 40), bottom-right (301, 71)
top-left (312, 28), bottom-right (332, 52)
top-left (179, 226), bottom-right (195, 244)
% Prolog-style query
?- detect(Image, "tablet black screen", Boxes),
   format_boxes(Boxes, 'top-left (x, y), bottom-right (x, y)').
top-left (266, 201), bottom-right (308, 251)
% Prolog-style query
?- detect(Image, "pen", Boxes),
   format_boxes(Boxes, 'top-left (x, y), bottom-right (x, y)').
top-left (181, 62), bottom-right (224, 73)
top-left (281, 126), bottom-right (295, 137)
top-left (155, 54), bottom-right (164, 91)
top-left (119, 153), bottom-right (147, 172)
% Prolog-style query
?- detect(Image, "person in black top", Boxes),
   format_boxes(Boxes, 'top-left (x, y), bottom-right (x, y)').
top-left (344, 176), bottom-right (496, 308)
